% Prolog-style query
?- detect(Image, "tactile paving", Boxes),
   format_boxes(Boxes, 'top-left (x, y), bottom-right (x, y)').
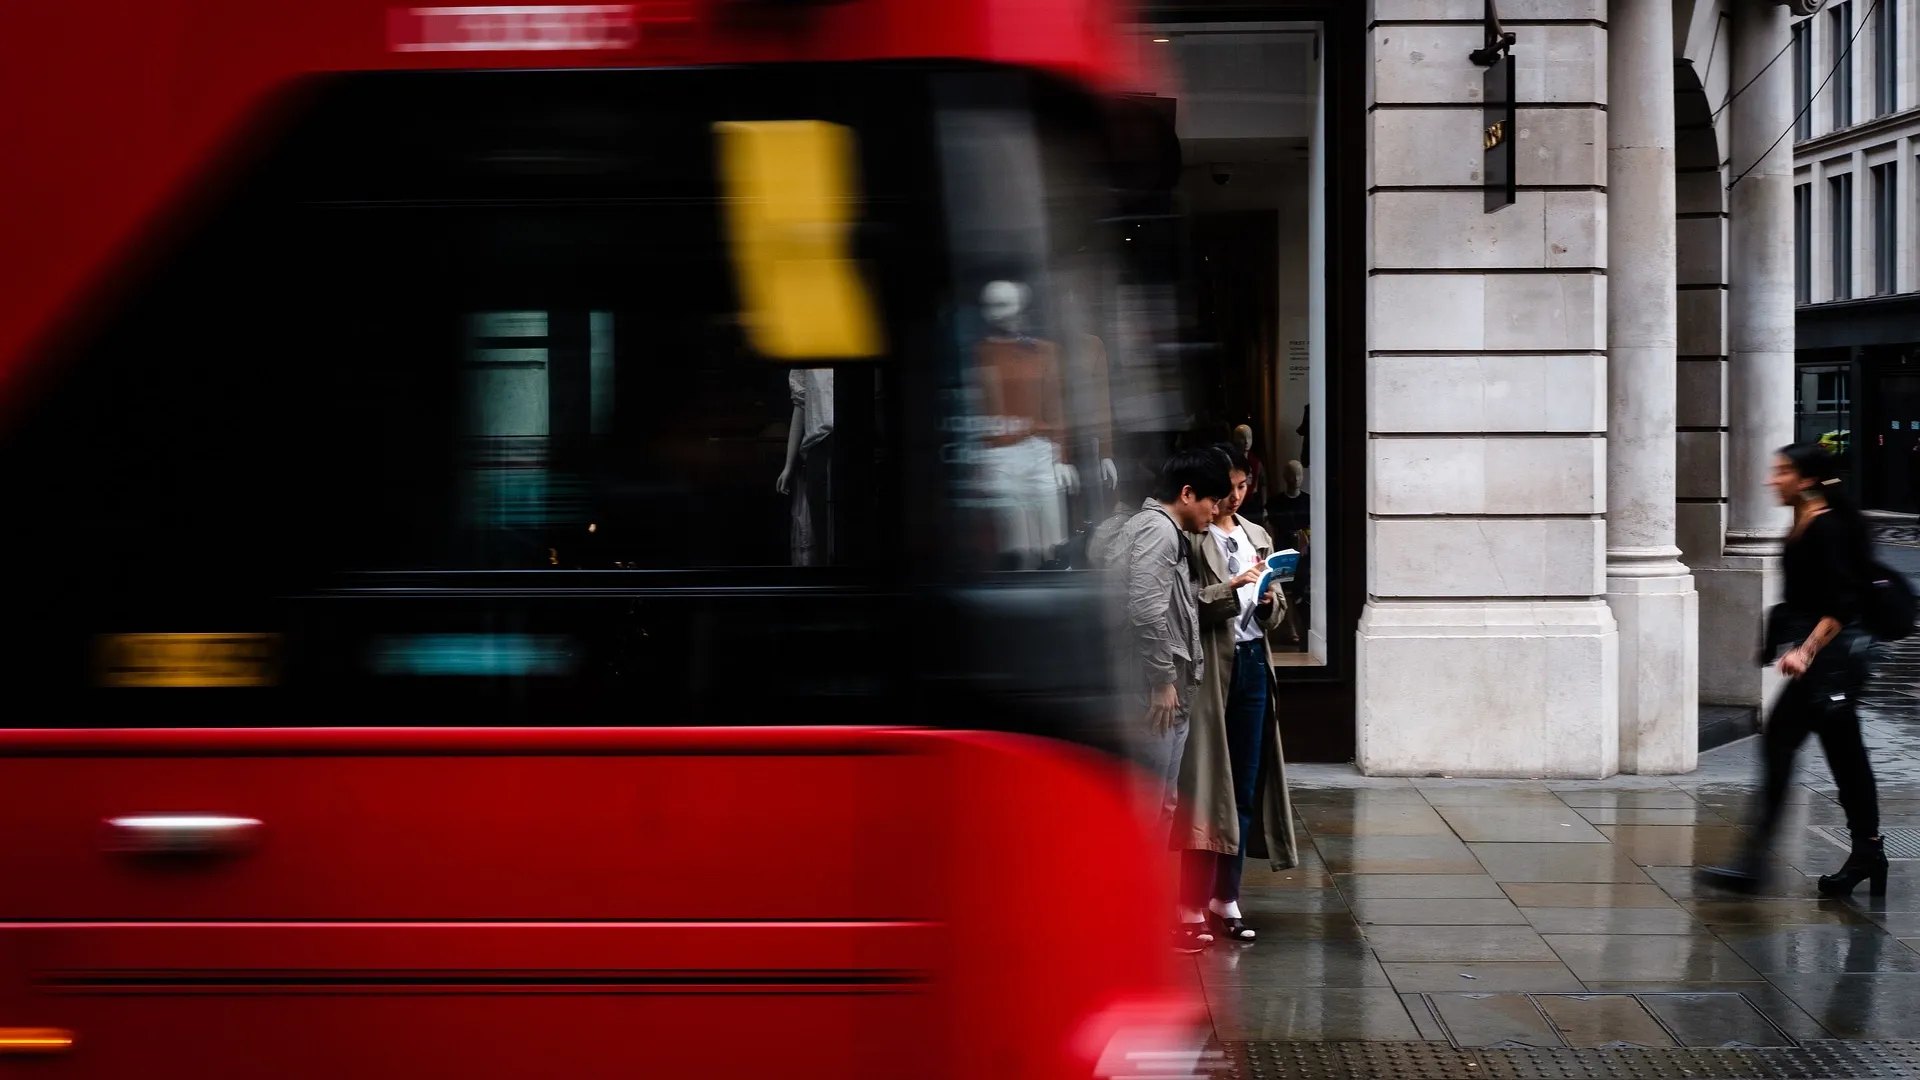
top-left (1810, 825), bottom-right (1920, 859)
top-left (1216, 1041), bottom-right (1920, 1079)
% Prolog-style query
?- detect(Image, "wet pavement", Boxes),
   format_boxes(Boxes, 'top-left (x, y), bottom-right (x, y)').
top-left (1194, 535), bottom-right (1920, 1052)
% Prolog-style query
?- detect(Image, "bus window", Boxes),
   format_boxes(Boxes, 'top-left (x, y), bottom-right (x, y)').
top-left (931, 78), bottom-right (1176, 576)
top-left (0, 68), bottom-right (935, 726)
top-left (0, 65), bottom-right (1153, 740)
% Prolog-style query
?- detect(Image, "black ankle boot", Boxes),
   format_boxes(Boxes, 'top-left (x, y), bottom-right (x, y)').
top-left (1817, 835), bottom-right (1889, 898)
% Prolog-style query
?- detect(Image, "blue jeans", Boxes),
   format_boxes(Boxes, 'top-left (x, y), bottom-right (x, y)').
top-left (1215, 639), bottom-right (1270, 901)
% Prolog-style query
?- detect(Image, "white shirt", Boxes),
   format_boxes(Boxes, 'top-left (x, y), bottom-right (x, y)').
top-left (789, 369), bottom-right (834, 452)
top-left (1209, 522), bottom-right (1266, 644)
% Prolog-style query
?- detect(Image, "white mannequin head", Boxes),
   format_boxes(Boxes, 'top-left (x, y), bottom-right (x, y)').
top-left (980, 280), bottom-right (1031, 334)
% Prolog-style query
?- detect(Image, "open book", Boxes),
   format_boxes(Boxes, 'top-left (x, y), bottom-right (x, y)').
top-left (1240, 549), bottom-right (1300, 629)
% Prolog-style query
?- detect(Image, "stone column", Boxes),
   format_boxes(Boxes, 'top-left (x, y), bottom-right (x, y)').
top-left (1699, 0), bottom-right (1796, 709)
top-left (1900, 134), bottom-right (1916, 293)
top-left (1357, 1), bottom-right (1617, 778)
top-left (1606, 0), bottom-right (1698, 775)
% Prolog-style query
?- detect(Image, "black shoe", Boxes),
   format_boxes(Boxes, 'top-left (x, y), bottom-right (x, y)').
top-left (1818, 835), bottom-right (1889, 898)
top-left (1171, 921), bottom-right (1213, 954)
top-left (1697, 853), bottom-right (1766, 894)
top-left (1209, 910), bottom-right (1256, 943)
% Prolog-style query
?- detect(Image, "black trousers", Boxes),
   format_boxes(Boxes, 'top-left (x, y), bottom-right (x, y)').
top-left (1754, 657), bottom-right (1880, 846)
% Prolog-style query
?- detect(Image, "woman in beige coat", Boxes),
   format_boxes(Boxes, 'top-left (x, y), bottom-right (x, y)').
top-left (1177, 443), bottom-right (1301, 943)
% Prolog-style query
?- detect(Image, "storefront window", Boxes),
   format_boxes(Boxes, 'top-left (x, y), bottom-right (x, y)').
top-left (1118, 20), bottom-right (1329, 665)
top-left (1796, 364), bottom-right (1852, 476)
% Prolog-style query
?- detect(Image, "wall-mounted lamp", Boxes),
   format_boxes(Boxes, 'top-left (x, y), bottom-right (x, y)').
top-left (1468, 0), bottom-right (1516, 67)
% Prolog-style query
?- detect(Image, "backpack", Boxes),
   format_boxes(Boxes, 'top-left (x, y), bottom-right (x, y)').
top-left (1863, 561), bottom-right (1917, 642)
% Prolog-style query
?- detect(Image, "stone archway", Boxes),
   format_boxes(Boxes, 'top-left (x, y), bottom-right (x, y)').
top-left (1672, 5), bottom-right (1765, 733)
top-left (1674, 57), bottom-right (1729, 574)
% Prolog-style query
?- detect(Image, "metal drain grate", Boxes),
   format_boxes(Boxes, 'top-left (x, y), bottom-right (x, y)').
top-left (1219, 1041), bottom-right (1920, 1079)
top-left (1811, 826), bottom-right (1920, 859)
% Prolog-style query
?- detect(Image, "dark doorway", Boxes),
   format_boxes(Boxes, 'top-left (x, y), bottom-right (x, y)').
top-left (1188, 210), bottom-right (1281, 450)
top-left (1872, 373), bottom-right (1920, 513)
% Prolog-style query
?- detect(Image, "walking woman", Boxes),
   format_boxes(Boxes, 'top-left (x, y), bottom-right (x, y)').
top-left (1178, 444), bottom-right (1301, 944)
top-left (1700, 443), bottom-right (1885, 897)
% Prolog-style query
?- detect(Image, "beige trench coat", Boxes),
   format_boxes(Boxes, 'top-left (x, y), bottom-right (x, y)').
top-left (1173, 516), bottom-right (1302, 869)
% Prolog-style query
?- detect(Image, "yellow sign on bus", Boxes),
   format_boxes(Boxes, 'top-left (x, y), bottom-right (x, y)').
top-left (715, 120), bottom-right (884, 361)
top-left (97, 634), bottom-right (280, 688)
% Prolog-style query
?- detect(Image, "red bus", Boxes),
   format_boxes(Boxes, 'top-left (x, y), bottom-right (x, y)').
top-left (0, 2), bottom-right (1204, 1078)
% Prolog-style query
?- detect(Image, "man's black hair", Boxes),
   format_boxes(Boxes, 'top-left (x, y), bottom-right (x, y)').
top-left (1212, 442), bottom-right (1250, 475)
top-left (1152, 447), bottom-right (1233, 503)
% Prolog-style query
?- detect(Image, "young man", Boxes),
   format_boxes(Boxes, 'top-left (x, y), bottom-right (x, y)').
top-left (1093, 447), bottom-right (1233, 951)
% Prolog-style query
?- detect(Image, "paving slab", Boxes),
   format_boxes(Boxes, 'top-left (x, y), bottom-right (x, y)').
top-left (1362, 925), bottom-right (1558, 964)
top-left (1381, 962), bottom-right (1586, 994)
top-left (1351, 898), bottom-right (1529, 926)
top-left (1470, 844), bottom-right (1655, 884)
top-left (1520, 906), bottom-right (1702, 935)
top-left (1207, 987), bottom-right (1421, 1041)
top-left (1434, 805), bottom-right (1611, 843)
top-left (1636, 992), bottom-right (1800, 1048)
top-left (1426, 993), bottom-right (1562, 1047)
top-left (1542, 934), bottom-right (1765, 984)
top-left (1336, 874), bottom-right (1510, 899)
top-left (1533, 994), bottom-right (1677, 1048)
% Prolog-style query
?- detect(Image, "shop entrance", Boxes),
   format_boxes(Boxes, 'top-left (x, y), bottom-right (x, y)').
top-left (1872, 373), bottom-right (1920, 514)
top-left (1120, 11), bottom-right (1362, 761)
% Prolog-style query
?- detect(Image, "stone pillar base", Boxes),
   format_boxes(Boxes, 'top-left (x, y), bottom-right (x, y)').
top-left (1693, 555), bottom-right (1781, 710)
top-left (1606, 570), bottom-right (1700, 774)
top-left (1356, 600), bottom-right (1620, 779)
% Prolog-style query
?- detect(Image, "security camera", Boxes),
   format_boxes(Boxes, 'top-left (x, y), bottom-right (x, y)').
top-left (1211, 167), bottom-right (1232, 186)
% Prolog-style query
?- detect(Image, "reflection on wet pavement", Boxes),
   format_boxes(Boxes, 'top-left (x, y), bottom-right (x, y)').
top-left (1208, 581), bottom-right (1920, 1045)
top-left (1427, 992), bottom-right (1564, 1047)
top-left (1378, 961), bottom-right (1585, 994)
top-left (1534, 993), bottom-right (1679, 1048)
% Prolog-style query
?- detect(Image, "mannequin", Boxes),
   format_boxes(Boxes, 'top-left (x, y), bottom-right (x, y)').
top-left (1067, 331), bottom-right (1121, 564)
top-left (975, 280), bottom-right (1077, 567)
top-left (776, 367), bottom-right (834, 566)
top-left (1231, 424), bottom-right (1266, 525)
top-left (1059, 279), bottom-right (1118, 495)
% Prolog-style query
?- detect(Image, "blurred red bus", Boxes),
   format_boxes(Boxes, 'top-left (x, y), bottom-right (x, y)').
top-left (0, 2), bottom-right (1203, 1078)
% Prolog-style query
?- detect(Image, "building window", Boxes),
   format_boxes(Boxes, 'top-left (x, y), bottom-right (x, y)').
top-left (1874, 162), bottom-right (1898, 295)
top-left (1831, 1), bottom-right (1853, 131)
top-left (1794, 20), bottom-right (1813, 141)
top-left (1796, 182), bottom-right (1813, 304)
top-left (1874, 0), bottom-right (1897, 115)
top-left (1831, 171), bottom-right (1854, 300)
top-left (1795, 365), bottom-right (1852, 462)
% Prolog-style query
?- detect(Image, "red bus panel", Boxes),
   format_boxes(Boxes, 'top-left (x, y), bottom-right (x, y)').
top-left (0, 729), bottom-right (1196, 1079)
top-left (0, 0), bottom-right (1142, 398)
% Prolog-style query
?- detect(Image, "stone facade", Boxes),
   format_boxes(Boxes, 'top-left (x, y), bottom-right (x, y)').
top-left (1790, 0), bottom-right (1920, 516)
top-left (1358, 0), bottom-right (1803, 777)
